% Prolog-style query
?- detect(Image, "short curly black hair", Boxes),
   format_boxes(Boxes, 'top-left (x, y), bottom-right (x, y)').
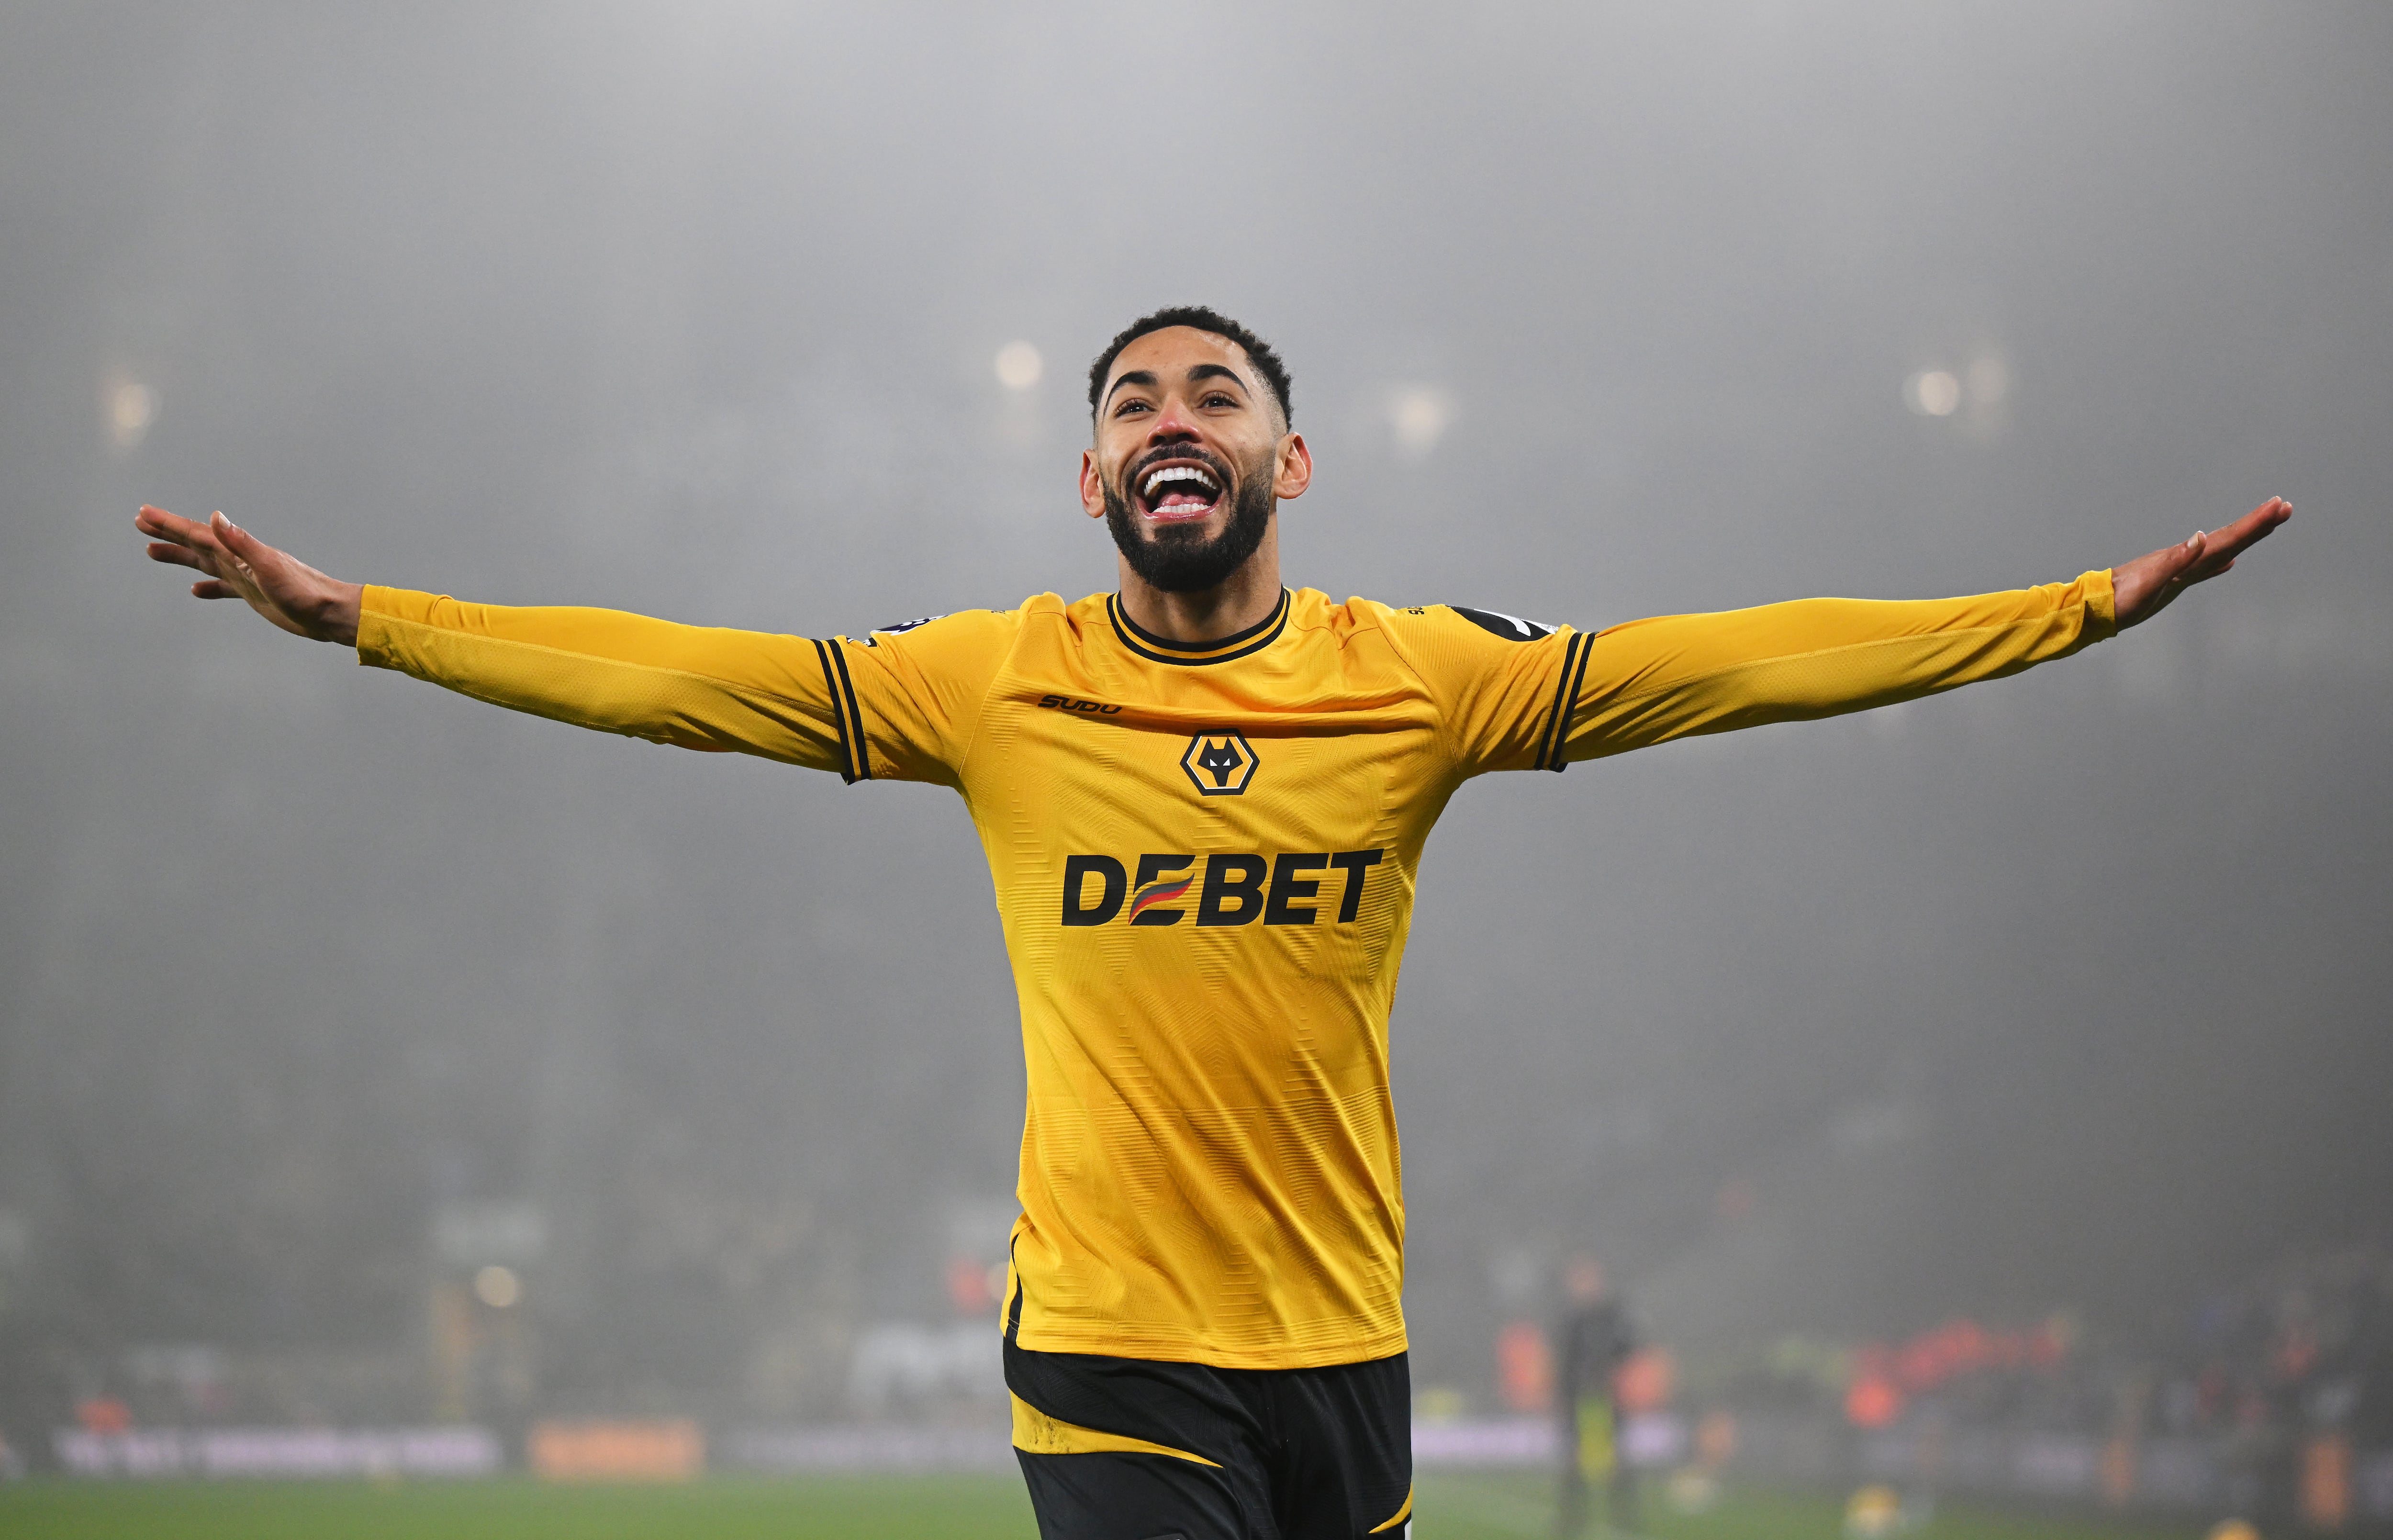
top-left (1086, 305), bottom-right (1292, 428)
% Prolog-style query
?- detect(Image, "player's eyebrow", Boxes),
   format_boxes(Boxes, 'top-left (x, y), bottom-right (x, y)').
top-left (1184, 363), bottom-right (1250, 396)
top-left (1102, 370), bottom-right (1157, 409)
top-left (1102, 363), bottom-right (1254, 410)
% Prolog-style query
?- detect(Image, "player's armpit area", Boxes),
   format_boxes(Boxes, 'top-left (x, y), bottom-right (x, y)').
top-left (1554, 569), bottom-right (2116, 763)
top-left (356, 586), bottom-right (856, 772)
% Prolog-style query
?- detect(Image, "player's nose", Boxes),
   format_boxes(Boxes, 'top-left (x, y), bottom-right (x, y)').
top-left (1143, 396), bottom-right (1203, 445)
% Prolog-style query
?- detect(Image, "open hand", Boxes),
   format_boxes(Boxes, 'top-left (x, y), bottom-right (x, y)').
top-left (137, 506), bottom-right (362, 646)
top-left (2112, 496), bottom-right (2291, 629)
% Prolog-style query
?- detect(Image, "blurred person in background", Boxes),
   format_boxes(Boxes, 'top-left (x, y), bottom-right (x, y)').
top-left (1556, 1256), bottom-right (1637, 1538)
top-left (134, 305), bottom-right (2288, 1540)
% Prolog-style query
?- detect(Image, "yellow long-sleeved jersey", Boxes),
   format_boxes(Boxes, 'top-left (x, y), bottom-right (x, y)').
top-left (358, 571), bottom-right (2115, 1368)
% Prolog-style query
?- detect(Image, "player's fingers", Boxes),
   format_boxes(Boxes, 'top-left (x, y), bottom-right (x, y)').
top-left (2209, 497), bottom-right (2291, 560)
top-left (137, 506), bottom-right (215, 549)
top-left (208, 514), bottom-right (275, 581)
top-left (209, 510), bottom-right (272, 562)
top-left (147, 541), bottom-right (209, 571)
top-left (2207, 501), bottom-right (2281, 555)
top-left (2180, 531), bottom-right (2243, 583)
top-left (192, 580), bottom-right (239, 599)
top-left (210, 512), bottom-right (293, 590)
top-left (2151, 531), bottom-right (2206, 586)
top-left (2184, 508), bottom-right (2282, 582)
top-left (138, 503), bottom-right (215, 537)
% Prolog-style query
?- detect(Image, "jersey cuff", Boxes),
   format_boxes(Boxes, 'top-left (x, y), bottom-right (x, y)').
top-left (354, 584), bottom-right (435, 671)
top-left (2084, 568), bottom-right (2119, 639)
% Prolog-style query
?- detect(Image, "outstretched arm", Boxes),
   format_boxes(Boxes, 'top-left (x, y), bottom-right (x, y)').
top-left (1553, 497), bottom-right (2291, 765)
top-left (134, 505), bottom-right (997, 783)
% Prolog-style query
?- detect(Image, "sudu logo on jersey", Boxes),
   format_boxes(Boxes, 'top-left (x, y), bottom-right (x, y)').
top-left (1062, 851), bottom-right (1383, 927)
top-left (1180, 730), bottom-right (1258, 796)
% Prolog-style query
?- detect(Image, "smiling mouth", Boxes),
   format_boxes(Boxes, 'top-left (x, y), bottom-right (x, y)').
top-left (1135, 461), bottom-right (1224, 523)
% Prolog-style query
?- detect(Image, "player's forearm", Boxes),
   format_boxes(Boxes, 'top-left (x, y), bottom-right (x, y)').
top-left (357, 586), bottom-right (850, 768)
top-left (1562, 569), bottom-right (2115, 760)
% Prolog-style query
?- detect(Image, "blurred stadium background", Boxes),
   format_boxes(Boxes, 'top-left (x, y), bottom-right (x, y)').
top-left (1, 2), bottom-right (2388, 1535)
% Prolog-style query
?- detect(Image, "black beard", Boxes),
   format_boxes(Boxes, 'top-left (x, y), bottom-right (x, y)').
top-left (1103, 461), bottom-right (1275, 595)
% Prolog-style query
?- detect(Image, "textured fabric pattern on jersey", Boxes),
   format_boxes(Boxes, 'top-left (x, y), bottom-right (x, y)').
top-left (1007, 1339), bottom-right (1411, 1540)
top-left (358, 574), bottom-right (2115, 1367)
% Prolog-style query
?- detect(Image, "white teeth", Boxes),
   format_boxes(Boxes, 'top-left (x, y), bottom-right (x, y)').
top-left (1142, 465), bottom-right (1219, 498)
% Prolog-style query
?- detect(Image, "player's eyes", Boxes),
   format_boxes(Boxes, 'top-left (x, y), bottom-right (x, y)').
top-left (1110, 392), bottom-right (1235, 416)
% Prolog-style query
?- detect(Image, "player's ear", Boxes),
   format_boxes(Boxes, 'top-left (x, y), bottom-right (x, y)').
top-left (1080, 448), bottom-right (1107, 520)
top-left (1273, 433), bottom-right (1312, 502)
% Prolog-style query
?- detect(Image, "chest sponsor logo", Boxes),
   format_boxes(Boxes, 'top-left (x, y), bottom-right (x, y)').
top-left (1180, 731), bottom-right (1258, 796)
top-left (1062, 850), bottom-right (1383, 927)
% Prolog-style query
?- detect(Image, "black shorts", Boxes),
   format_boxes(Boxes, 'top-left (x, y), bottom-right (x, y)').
top-left (1005, 1335), bottom-right (1412, 1540)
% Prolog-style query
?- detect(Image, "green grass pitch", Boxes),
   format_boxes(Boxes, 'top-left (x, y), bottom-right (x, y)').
top-left (0, 1473), bottom-right (2208, 1540)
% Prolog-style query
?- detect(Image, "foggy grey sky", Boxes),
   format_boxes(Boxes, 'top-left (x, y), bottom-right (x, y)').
top-left (2, 1), bottom-right (2388, 1408)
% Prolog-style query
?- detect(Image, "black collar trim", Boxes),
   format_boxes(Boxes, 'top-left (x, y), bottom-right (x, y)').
top-left (1107, 590), bottom-right (1291, 666)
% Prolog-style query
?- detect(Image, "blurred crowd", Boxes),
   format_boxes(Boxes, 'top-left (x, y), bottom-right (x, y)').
top-left (1713, 1245), bottom-right (2393, 1529)
top-left (2145, 1249), bottom-right (2393, 1447)
top-left (1752, 1246), bottom-right (2393, 1445)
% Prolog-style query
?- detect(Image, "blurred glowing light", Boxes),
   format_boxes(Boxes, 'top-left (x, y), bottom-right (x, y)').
top-left (1616, 1346), bottom-right (1675, 1412)
top-left (1966, 355), bottom-right (2011, 404)
top-left (945, 1255), bottom-right (991, 1312)
top-left (108, 380), bottom-right (159, 449)
top-left (994, 341), bottom-right (1043, 391)
top-left (1495, 1319), bottom-right (1553, 1411)
top-left (1388, 385), bottom-right (1455, 458)
top-left (1904, 369), bottom-right (1961, 417)
top-left (1845, 1482), bottom-right (1904, 1536)
top-left (1845, 1376), bottom-right (1905, 1429)
top-left (1668, 1468), bottom-right (1721, 1514)
top-left (473, 1264), bottom-right (522, 1308)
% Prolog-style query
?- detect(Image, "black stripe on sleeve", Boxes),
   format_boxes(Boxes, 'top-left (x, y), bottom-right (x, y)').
top-left (811, 639), bottom-right (866, 784)
top-left (1534, 632), bottom-right (1587, 772)
top-left (825, 639), bottom-right (873, 782)
top-left (1546, 631), bottom-right (1596, 773)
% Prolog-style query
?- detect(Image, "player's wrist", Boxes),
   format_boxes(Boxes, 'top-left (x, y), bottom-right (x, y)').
top-left (312, 580), bottom-right (363, 647)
